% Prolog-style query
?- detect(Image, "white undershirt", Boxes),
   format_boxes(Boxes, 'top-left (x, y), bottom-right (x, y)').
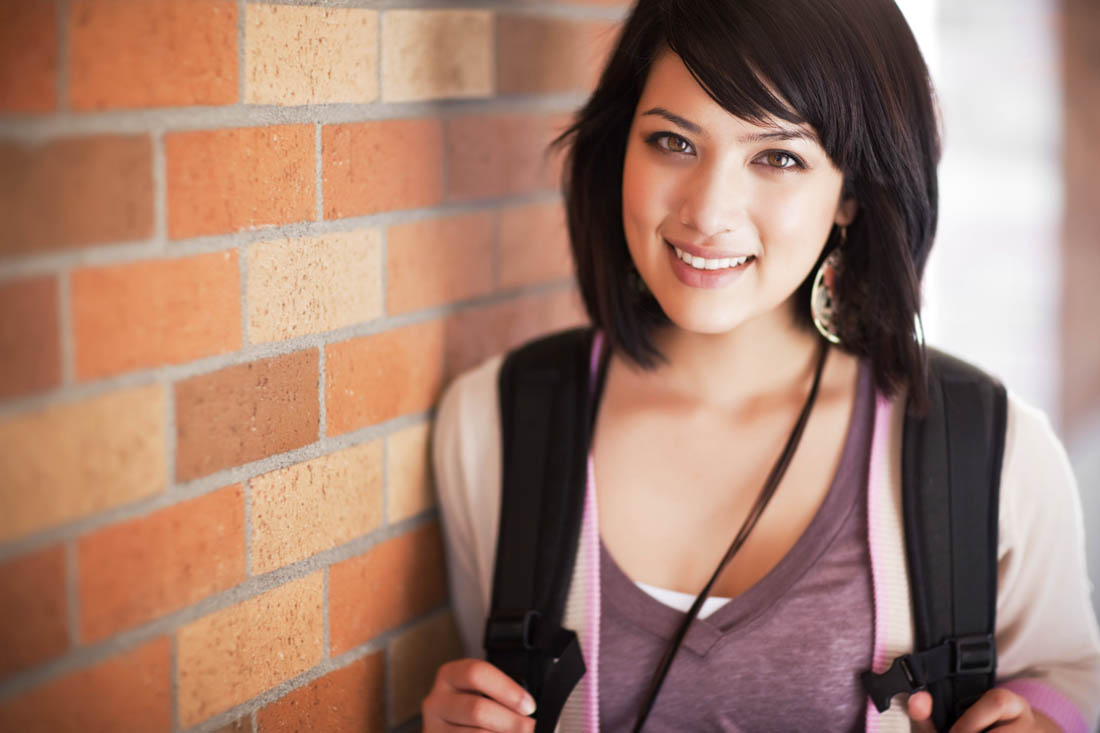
top-left (633, 580), bottom-right (732, 620)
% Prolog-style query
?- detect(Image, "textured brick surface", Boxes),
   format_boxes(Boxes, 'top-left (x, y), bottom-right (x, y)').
top-left (246, 5), bottom-right (378, 106)
top-left (166, 125), bottom-right (314, 240)
top-left (177, 573), bottom-right (324, 727)
top-left (0, 2), bottom-right (58, 113)
top-left (328, 523), bottom-right (447, 655)
top-left (325, 321), bottom-right (444, 436)
top-left (213, 719), bottom-right (251, 733)
top-left (246, 230), bottom-right (383, 344)
top-left (68, 0), bottom-right (237, 110)
top-left (0, 136), bottom-right (153, 256)
top-left (250, 441), bottom-right (383, 575)
top-left (386, 212), bottom-right (494, 315)
top-left (78, 485), bottom-right (246, 642)
top-left (497, 16), bottom-right (620, 94)
top-left (322, 119), bottom-right (444, 219)
top-left (445, 113), bottom-right (553, 201)
top-left (0, 276), bottom-right (60, 400)
top-left (256, 653), bottom-right (385, 733)
top-left (387, 422), bottom-right (434, 523)
top-left (175, 350), bottom-right (319, 482)
top-left (0, 637), bottom-right (172, 732)
top-left (0, 385), bottom-right (166, 542)
top-left (0, 546), bottom-right (68, 680)
top-left (381, 10), bottom-right (493, 102)
top-left (72, 251), bottom-right (240, 380)
top-left (498, 201), bottom-right (574, 289)
top-left (388, 613), bottom-right (464, 726)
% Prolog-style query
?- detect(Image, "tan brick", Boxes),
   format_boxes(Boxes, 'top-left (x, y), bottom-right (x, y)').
top-left (0, 276), bottom-right (60, 400)
top-left (388, 613), bottom-right (463, 726)
top-left (78, 485), bottom-right (246, 642)
top-left (445, 113), bottom-right (554, 201)
top-left (498, 201), bottom-right (574, 289)
top-left (0, 637), bottom-right (172, 732)
top-left (257, 653), bottom-right (384, 733)
top-left (0, 2), bottom-right (58, 113)
top-left (0, 136), bottom-right (153, 257)
top-left (246, 5), bottom-right (378, 106)
top-left (178, 573), bottom-right (324, 727)
top-left (387, 422), bottom-right (434, 523)
top-left (386, 212), bottom-right (493, 315)
top-left (322, 119), bottom-right (443, 220)
top-left (166, 125), bottom-right (314, 240)
top-left (496, 14), bottom-right (584, 95)
top-left (381, 10), bottom-right (493, 102)
top-left (251, 441), bottom-right (383, 575)
top-left (0, 546), bottom-right (68, 680)
top-left (175, 350), bottom-right (319, 482)
top-left (246, 230), bottom-right (383, 344)
top-left (0, 385), bottom-right (167, 543)
top-left (328, 523), bottom-right (447, 655)
top-left (72, 251), bottom-right (240, 381)
top-left (325, 321), bottom-right (444, 436)
top-left (68, 0), bottom-right (237, 110)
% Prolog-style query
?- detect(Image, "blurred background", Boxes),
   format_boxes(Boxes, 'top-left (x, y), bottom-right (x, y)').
top-left (0, 0), bottom-right (1096, 731)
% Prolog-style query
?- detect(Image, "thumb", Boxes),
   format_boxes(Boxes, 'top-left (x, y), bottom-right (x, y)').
top-left (907, 691), bottom-right (937, 733)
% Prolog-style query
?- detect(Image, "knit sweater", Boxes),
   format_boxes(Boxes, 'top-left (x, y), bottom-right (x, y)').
top-left (431, 334), bottom-right (1100, 731)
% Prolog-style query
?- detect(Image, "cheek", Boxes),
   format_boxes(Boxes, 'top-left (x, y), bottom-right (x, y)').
top-left (756, 180), bottom-right (842, 247)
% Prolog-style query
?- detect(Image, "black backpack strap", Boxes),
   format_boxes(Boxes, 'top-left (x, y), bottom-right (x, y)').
top-left (862, 349), bottom-right (1007, 729)
top-left (485, 326), bottom-right (609, 731)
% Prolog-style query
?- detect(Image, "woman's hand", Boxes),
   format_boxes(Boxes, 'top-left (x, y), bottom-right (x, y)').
top-left (907, 688), bottom-right (1060, 732)
top-left (422, 658), bottom-right (538, 732)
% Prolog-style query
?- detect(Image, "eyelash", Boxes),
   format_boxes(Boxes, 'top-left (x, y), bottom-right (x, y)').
top-left (643, 131), bottom-right (807, 171)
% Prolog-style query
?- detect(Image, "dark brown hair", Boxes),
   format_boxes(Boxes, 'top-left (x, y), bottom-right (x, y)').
top-left (552, 0), bottom-right (940, 408)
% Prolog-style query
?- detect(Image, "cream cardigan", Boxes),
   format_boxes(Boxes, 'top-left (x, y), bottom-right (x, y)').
top-left (431, 341), bottom-right (1100, 731)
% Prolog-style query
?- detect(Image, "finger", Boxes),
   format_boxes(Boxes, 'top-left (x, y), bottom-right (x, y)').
top-left (949, 688), bottom-right (1029, 733)
top-left (907, 691), bottom-right (937, 733)
top-left (440, 659), bottom-right (537, 716)
top-left (435, 690), bottom-right (536, 733)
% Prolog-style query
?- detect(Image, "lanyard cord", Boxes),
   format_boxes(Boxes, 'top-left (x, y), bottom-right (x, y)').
top-left (631, 340), bottom-right (831, 732)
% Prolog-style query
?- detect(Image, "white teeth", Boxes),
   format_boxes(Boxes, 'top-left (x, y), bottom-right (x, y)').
top-left (673, 246), bottom-right (750, 271)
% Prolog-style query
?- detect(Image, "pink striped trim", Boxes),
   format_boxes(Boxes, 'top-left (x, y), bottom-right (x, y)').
top-left (1000, 679), bottom-right (1089, 733)
top-left (583, 329), bottom-right (605, 732)
top-left (864, 392), bottom-right (895, 731)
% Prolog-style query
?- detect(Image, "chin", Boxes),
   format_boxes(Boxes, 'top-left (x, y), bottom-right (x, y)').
top-left (650, 295), bottom-right (746, 336)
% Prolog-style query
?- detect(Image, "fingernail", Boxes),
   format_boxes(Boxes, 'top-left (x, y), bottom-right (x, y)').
top-left (519, 693), bottom-right (537, 716)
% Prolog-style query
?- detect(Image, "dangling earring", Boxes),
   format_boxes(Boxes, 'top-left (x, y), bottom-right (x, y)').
top-left (811, 227), bottom-right (844, 344)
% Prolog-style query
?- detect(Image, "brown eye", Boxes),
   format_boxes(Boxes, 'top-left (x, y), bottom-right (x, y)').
top-left (666, 135), bottom-right (690, 153)
top-left (763, 151), bottom-right (800, 169)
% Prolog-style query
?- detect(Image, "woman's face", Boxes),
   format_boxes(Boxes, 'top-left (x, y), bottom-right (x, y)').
top-left (622, 49), bottom-right (856, 336)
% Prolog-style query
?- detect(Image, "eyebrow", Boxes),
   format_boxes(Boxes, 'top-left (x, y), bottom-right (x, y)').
top-left (639, 106), bottom-right (817, 144)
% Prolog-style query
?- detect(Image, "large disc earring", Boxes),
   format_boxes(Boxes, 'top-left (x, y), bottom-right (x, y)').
top-left (811, 239), bottom-right (843, 345)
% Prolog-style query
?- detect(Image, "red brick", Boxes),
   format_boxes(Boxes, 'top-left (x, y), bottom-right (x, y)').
top-left (0, 637), bottom-right (172, 732)
top-left (0, 276), bottom-right (60, 399)
top-left (72, 251), bottom-right (241, 380)
top-left (497, 201), bottom-right (574, 289)
top-left (166, 125), bottom-right (314, 240)
top-left (68, 0), bottom-right (237, 110)
top-left (386, 212), bottom-right (494, 315)
top-left (445, 114), bottom-right (554, 201)
top-left (175, 350), bottom-right (319, 481)
top-left (0, 546), bottom-right (68, 680)
top-left (0, 1), bottom-right (58, 113)
top-left (78, 485), bottom-right (246, 642)
top-left (328, 523), bottom-right (447, 655)
top-left (325, 321), bottom-right (444, 436)
top-left (0, 136), bottom-right (153, 257)
top-left (257, 653), bottom-right (384, 732)
top-left (322, 119), bottom-right (443, 219)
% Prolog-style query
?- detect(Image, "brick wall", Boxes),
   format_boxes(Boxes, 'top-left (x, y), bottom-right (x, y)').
top-left (0, 1), bottom-right (625, 730)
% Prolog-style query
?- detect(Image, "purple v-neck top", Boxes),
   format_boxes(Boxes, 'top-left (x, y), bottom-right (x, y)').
top-left (596, 359), bottom-right (876, 731)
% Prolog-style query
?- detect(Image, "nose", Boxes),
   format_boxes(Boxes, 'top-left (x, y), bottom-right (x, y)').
top-left (677, 162), bottom-right (746, 237)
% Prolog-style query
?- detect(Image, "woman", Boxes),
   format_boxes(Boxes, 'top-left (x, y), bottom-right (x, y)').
top-left (425, 0), bottom-right (1100, 730)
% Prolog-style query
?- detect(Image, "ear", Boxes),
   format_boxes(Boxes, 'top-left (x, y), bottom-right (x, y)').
top-left (834, 196), bottom-right (858, 228)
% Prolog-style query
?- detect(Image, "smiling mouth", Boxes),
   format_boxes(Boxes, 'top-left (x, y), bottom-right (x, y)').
top-left (665, 240), bottom-right (756, 271)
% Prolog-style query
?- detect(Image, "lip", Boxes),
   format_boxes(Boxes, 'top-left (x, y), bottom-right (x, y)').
top-left (664, 238), bottom-right (755, 261)
top-left (665, 240), bottom-right (754, 289)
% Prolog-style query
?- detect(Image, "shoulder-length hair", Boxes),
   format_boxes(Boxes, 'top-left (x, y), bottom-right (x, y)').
top-left (552, 0), bottom-right (940, 409)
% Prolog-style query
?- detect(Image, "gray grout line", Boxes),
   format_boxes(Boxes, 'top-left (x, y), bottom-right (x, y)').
top-left (153, 131), bottom-right (167, 247)
top-left (250, 710), bottom-right (257, 733)
top-left (314, 122), bottom-right (324, 221)
top-left (64, 540), bottom-right (80, 649)
top-left (57, 269), bottom-right (74, 386)
top-left (165, 373), bottom-right (177, 498)
top-left (489, 207), bottom-right (501, 290)
top-left (56, 0), bottom-right (68, 113)
top-left (238, 0), bottom-right (247, 105)
top-left (239, 238), bottom-right (250, 348)
top-left (171, 635), bottom-right (181, 733)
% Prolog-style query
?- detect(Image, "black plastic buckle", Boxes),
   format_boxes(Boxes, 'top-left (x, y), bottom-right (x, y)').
top-left (952, 634), bottom-right (995, 675)
top-left (484, 610), bottom-right (541, 653)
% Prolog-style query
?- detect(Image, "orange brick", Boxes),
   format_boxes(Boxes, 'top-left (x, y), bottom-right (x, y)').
top-left (498, 201), bottom-right (574, 289)
top-left (0, 637), bottom-right (172, 732)
top-left (72, 251), bottom-right (240, 381)
top-left (0, 546), bottom-right (68, 680)
top-left (0, 385), bottom-right (167, 543)
top-left (0, 276), bottom-right (61, 400)
top-left (322, 119), bottom-right (443, 220)
top-left (388, 613), bottom-right (463, 725)
top-left (166, 125), bottom-right (314, 240)
top-left (0, 136), bottom-right (153, 257)
top-left (386, 212), bottom-right (493, 315)
top-left (445, 114), bottom-right (553, 201)
top-left (325, 321), bottom-right (444, 436)
top-left (328, 523), bottom-right (447, 656)
top-left (174, 350), bottom-right (319, 482)
top-left (68, 0), bottom-right (237, 110)
top-left (257, 653), bottom-right (384, 733)
top-left (0, 1), bottom-right (58, 113)
top-left (78, 485), bottom-right (246, 642)
top-left (177, 574), bottom-right (324, 727)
